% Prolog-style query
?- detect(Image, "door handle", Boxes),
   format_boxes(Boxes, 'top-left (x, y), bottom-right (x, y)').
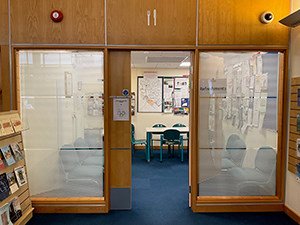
top-left (153, 9), bottom-right (157, 26)
top-left (147, 10), bottom-right (151, 26)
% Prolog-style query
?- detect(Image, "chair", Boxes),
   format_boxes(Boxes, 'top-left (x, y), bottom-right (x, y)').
top-left (131, 124), bottom-right (147, 155)
top-left (172, 123), bottom-right (186, 128)
top-left (228, 146), bottom-right (276, 196)
top-left (221, 134), bottom-right (246, 170)
top-left (159, 129), bottom-right (183, 162)
top-left (150, 124), bottom-right (166, 154)
top-left (172, 123), bottom-right (189, 156)
top-left (59, 148), bottom-right (103, 188)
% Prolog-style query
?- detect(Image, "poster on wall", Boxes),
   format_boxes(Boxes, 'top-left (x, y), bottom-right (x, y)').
top-left (173, 77), bottom-right (189, 115)
top-left (163, 78), bottom-right (174, 113)
top-left (137, 76), bottom-right (163, 113)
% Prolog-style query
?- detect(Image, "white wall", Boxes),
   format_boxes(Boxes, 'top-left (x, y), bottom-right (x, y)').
top-left (131, 68), bottom-right (190, 140)
top-left (285, 0), bottom-right (300, 215)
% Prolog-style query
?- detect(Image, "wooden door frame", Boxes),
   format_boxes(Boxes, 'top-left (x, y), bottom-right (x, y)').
top-left (191, 46), bottom-right (289, 212)
top-left (10, 45), bottom-right (289, 213)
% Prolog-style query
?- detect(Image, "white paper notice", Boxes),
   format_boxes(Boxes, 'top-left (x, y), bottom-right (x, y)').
top-left (113, 98), bottom-right (129, 121)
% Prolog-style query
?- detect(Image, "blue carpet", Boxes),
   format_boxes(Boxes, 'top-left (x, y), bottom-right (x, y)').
top-left (27, 151), bottom-right (297, 225)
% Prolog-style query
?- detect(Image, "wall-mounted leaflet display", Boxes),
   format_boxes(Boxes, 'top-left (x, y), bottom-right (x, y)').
top-left (0, 111), bottom-right (33, 224)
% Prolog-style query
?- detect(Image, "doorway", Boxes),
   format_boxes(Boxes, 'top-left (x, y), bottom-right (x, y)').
top-left (130, 51), bottom-right (192, 210)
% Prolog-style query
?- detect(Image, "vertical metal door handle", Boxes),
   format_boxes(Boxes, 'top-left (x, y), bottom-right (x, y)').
top-left (153, 9), bottom-right (157, 26)
top-left (147, 10), bottom-right (151, 26)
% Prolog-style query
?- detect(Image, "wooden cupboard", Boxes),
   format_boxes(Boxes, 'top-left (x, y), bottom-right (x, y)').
top-left (10, 0), bottom-right (105, 44)
top-left (0, 0), bottom-right (8, 44)
top-left (107, 0), bottom-right (197, 45)
top-left (199, 0), bottom-right (290, 45)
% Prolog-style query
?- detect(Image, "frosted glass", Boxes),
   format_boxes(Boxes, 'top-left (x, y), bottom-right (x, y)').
top-left (19, 50), bottom-right (104, 198)
top-left (198, 52), bottom-right (280, 196)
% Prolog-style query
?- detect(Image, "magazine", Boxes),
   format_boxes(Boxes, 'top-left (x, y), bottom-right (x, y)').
top-left (9, 143), bottom-right (23, 161)
top-left (14, 167), bottom-right (27, 187)
top-left (10, 116), bottom-right (23, 133)
top-left (9, 197), bottom-right (22, 223)
top-left (0, 203), bottom-right (13, 225)
top-left (6, 172), bottom-right (19, 194)
top-left (0, 152), bottom-right (5, 170)
top-left (0, 146), bottom-right (15, 166)
top-left (0, 123), bottom-right (3, 136)
top-left (0, 173), bottom-right (10, 201)
top-left (1, 120), bottom-right (14, 136)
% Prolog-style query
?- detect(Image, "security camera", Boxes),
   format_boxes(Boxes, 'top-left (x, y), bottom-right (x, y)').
top-left (260, 12), bottom-right (274, 24)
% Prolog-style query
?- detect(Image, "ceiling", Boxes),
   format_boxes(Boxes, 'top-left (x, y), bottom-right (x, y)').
top-left (131, 51), bottom-right (191, 69)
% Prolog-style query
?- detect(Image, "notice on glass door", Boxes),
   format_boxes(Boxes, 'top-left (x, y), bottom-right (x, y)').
top-left (113, 97), bottom-right (130, 121)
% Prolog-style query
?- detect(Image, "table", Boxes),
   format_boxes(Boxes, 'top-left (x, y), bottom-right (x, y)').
top-left (145, 127), bottom-right (189, 162)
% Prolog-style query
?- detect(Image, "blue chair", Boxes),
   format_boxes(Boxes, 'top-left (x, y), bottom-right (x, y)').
top-left (221, 134), bottom-right (246, 170)
top-left (172, 123), bottom-right (189, 156)
top-left (172, 123), bottom-right (186, 128)
top-left (160, 129), bottom-right (183, 162)
top-left (131, 124), bottom-right (147, 156)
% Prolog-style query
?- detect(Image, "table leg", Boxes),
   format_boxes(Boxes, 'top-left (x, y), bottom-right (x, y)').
top-left (146, 132), bottom-right (151, 162)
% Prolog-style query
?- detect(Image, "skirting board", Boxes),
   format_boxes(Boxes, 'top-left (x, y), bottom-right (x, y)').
top-left (284, 205), bottom-right (300, 224)
top-left (32, 204), bottom-right (108, 213)
top-left (192, 203), bottom-right (284, 213)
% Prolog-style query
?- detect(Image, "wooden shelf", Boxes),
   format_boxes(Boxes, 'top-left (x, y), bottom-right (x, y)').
top-left (14, 207), bottom-right (34, 225)
top-left (0, 159), bottom-right (25, 176)
top-left (288, 77), bottom-right (300, 175)
top-left (0, 111), bottom-right (32, 224)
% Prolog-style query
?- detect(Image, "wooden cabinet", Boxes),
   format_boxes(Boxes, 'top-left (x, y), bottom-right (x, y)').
top-left (10, 0), bottom-right (105, 44)
top-left (199, 0), bottom-right (290, 45)
top-left (107, 0), bottom-right (196, 45)
top-left (0, 0), bottom-right (8, 44)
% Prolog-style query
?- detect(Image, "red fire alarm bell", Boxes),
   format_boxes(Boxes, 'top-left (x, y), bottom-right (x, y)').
top-left (50, 10), bottom-right (63, 23)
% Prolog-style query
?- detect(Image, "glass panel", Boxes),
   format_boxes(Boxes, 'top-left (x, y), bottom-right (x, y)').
top-left (19, 50), bottom-right (104, 198)
top-left (198, 52), bottom-right (280, 196)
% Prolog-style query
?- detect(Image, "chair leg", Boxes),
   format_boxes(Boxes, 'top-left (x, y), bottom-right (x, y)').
top-left (172, 145), bottom-right (175, 158)
top-left (181, 143), bottom-right (184, 162)
top-left (160, 143), bottom-right (163, 162)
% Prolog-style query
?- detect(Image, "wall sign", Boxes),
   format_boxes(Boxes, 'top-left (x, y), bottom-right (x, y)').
top-left (113, 97), bottom-right (129, 121)
top-left (50, 10), bottom-right (64, 23)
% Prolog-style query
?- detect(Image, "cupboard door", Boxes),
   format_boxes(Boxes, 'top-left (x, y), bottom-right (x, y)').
top-left (107, 0), bottom-right (196, 45)
top-left (107, 0), bottom-right (153, 45)
top-left (0, 0), bottom-right (8, 44)
top-left (199, 0), bottom-right (289, 45)
top-left (152, 0), bottom-right (196, 45)
top-left (11, 0), bottom-right (105, 44)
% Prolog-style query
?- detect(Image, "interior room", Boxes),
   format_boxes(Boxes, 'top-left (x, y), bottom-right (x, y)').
top-left (130, 50), bottom-right (191, 211)
top-left (131, 51), bottom-right (190, 158)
